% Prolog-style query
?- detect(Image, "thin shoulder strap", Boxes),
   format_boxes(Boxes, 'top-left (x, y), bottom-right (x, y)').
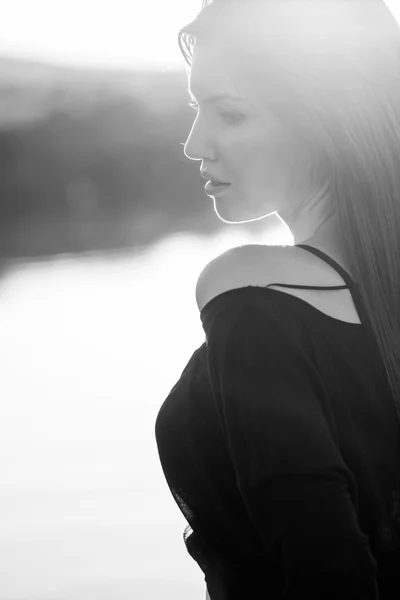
top-left (296, 244), bottom-right (357, 289)
top-left (265, 244), bottom-right (368, 327)
top-left (266, 244), bottom-right (356, 290)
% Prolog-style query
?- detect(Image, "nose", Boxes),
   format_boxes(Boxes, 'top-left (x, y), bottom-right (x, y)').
top-left (183, 139), bottom-right (192, 160)
top-left (183, 118), bottom-right (208, 162)
top-left (183, 129), bottom-right (198, 161)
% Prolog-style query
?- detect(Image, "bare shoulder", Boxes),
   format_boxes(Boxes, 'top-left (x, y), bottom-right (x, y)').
top-left (195, 242), bottom-right (361, 324)
top-left (195, 243), bottom-right (294, 312)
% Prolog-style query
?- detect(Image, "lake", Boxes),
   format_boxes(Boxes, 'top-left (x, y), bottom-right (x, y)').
top-left (0, 224), bottom-right (289, 600)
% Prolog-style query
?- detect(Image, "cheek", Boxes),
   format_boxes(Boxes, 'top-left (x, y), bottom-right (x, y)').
top-left (246, 128), bottom-right (306, 181)
top-left (221, 122), bottom-right (305, 185)
top-left (240, 137), bottom-right (292, 182)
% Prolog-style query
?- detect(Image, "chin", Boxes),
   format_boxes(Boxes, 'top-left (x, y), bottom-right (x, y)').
top-left (213, 200), bottom-right (275, 225)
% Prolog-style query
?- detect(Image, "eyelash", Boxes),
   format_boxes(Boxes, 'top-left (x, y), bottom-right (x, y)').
top-left (188, 100), bottom-right (242, 124)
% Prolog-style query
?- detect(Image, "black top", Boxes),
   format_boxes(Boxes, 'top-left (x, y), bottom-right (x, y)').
top-left (155, 244), bottom-right (400, 599)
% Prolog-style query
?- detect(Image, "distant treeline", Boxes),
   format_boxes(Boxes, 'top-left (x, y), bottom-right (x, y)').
top-left (0, 57), bottom-right (228, 258)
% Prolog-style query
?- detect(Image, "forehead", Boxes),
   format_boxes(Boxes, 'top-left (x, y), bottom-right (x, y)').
top-left (189, 42), bottom-right (235, 96)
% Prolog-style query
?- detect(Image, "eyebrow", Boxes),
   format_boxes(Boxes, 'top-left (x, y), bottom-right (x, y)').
top-left (188, 90), bottom-right (245, 103)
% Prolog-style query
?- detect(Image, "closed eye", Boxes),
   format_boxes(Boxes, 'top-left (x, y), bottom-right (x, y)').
top-left (188, 100), bottom-right (199, 111)
top-left (188, 100), bottom-right (244, 124)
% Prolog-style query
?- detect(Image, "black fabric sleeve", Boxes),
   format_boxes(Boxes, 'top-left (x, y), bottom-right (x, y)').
top-left (202, 300), bottom-right (379, 599)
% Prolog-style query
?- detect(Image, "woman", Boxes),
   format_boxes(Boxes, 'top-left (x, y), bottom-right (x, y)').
top-left (155, 1), bottom-right (400, 598)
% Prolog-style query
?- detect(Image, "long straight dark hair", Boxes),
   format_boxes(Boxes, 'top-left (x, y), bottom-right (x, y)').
top-left (177, 0), bottom-right (400, 422)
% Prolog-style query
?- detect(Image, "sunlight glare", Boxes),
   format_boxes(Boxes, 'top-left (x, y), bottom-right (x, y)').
top-left (0, 0), bottom-right (200, 69)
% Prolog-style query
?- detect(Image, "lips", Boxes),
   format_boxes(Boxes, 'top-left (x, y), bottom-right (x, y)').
top-left (200, 171), bottom-right (230, 185)
top-left (209, 178), bottom-right (230, 185)
top-left (205, 180), bottom-right (231, 192)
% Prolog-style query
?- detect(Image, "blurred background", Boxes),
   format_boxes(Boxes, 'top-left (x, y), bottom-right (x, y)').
top-left (1, 1), bottom-right (398, 599)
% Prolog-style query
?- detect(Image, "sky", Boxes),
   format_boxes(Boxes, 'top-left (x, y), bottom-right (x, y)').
top-left (0, 0), bottom-right (201, 71)
top-left (0, 0), bottom-right (399, 71)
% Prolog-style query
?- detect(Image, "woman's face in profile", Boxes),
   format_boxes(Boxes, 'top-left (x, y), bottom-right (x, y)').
top-left (183, 42), bottom-right (318, 225)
